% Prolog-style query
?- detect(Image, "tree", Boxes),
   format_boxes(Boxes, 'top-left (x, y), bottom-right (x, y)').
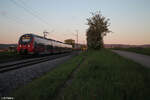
top-left (86, 11), bottom-right (111, 49)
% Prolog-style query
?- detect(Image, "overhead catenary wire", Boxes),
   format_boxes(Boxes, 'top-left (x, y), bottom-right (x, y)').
top-left (18, 0), bottom-right (50, 26)
top-left (1, 12), bottom-right (26, 26)
top-left (9, 0), bottom-right (52, 29)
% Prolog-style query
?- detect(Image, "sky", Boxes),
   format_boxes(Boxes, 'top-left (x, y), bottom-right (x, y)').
top-left (0, 0), bottom-right (150, 45)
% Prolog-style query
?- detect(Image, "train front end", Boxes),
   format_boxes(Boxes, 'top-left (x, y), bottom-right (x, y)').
top-left (17, 34), bottom-right (34, 54)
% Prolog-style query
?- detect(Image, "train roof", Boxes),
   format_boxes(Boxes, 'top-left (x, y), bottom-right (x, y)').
top-left (22, 33), bottom-right (70, 45)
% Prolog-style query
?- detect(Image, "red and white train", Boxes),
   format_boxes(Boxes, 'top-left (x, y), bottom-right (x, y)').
top-left (17, 33), bottom-right (72, 54)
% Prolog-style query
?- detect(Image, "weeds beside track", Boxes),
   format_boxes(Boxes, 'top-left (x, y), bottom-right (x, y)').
top-left (13, 49), bottom-right (150, 100)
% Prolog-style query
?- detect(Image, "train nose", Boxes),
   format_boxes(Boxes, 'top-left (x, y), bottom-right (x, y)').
top-left (20, 49), bottom-right (28, 54)
top-left (24, 49), bottom-right (28, 54)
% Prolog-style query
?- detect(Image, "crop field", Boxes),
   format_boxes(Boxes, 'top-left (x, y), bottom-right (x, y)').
top-left (13, 49), bottom-right (150, 100)
top-left (113, 47), bottom-right (150, 56)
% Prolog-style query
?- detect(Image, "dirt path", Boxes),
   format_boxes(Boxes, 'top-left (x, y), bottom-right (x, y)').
top-left (112, 50), bottom-right (150, 68)
top-left (54, 54), bottom-right (86, 100)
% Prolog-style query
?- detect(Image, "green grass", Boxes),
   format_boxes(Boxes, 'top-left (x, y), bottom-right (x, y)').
top-left (113, 47), bottom-right (150, 56)
top-left (13, 49), bottom-right (150, 100)
top-left (13, 52), bottom-right (85, 100)
top-left (57, 49), bottom-right (150, 100)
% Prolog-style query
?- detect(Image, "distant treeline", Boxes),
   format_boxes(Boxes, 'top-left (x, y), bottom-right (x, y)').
top-left (0, 44), bottom-right (17, 49)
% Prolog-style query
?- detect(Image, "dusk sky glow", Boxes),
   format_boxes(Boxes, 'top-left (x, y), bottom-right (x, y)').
top-left (0, 0), bottom-right (150, 45)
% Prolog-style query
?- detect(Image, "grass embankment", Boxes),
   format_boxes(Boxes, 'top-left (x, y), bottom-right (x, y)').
top-left (13, 52), bottom-right (85, 100)
top-left (57, 49), bottom-right (150, 100)
top-left (113, 47), bottom-right (150, 56)
top-left (14, 49), bottom-right (150, 100)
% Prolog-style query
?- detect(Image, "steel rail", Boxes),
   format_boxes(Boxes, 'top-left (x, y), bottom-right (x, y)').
top-left (0, 53), bottom-right (70, 73)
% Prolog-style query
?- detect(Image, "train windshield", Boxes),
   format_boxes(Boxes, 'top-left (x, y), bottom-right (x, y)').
top-left (19, 34), bottom-right (33, 44)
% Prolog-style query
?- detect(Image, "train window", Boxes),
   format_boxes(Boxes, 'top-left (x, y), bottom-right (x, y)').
top-left (19, 34), bottom-right (33, 44)
top-left (22, 38), bottom-right (30, 42)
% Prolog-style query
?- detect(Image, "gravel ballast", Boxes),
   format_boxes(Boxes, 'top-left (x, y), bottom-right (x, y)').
top-left (0, 54), bottom-right (74, 97)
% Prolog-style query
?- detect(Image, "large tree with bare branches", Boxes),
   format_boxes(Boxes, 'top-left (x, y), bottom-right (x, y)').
top-left (86, 11), bottom-right (111, 49)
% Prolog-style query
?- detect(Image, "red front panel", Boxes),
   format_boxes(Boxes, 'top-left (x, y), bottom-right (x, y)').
top-left (17, 38), bottom-right (34, 53)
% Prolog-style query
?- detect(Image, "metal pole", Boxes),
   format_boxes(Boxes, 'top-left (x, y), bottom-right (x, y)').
top-left (43, 30), bottom-right (49, 38)
top-left (76, 30), bottom-right (78, 48)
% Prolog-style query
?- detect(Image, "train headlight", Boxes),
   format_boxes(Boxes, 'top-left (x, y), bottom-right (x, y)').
top-left (28, 45), bottom-right (30, 47)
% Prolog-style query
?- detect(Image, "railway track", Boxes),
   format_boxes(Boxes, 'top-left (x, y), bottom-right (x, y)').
top-left (0, 53), bottom-right (71, 73)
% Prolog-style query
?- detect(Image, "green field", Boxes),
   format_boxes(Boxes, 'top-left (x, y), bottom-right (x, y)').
top-left (13, 49), bottom-right (150, 100)
top-left (0, 51), bottom-right (20, 63)
top-left (113, 47), bottom-right (150, 56)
